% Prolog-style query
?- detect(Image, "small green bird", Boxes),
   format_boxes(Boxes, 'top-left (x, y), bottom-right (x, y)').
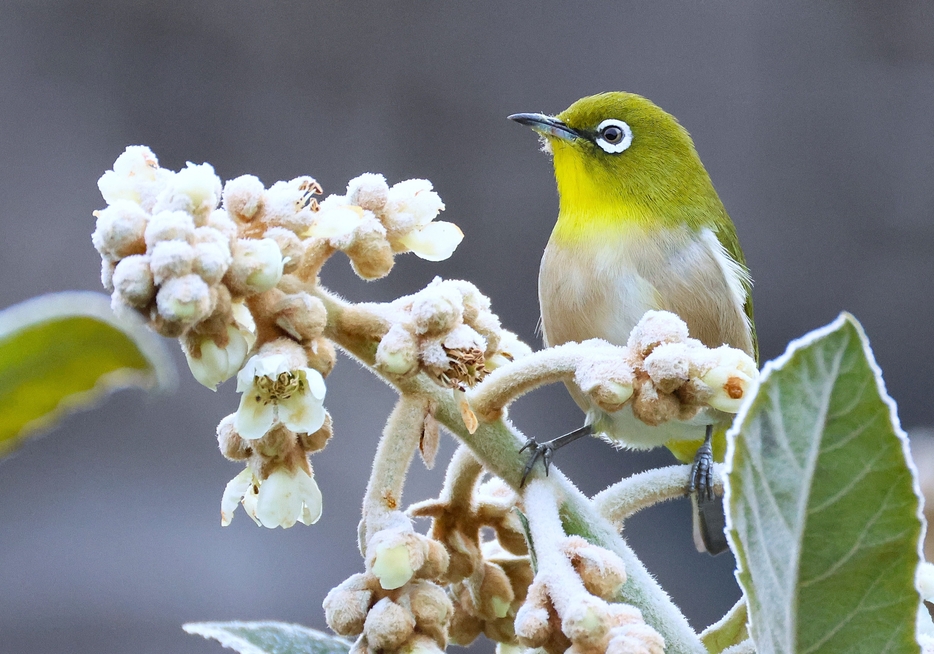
top-left (510, 92), bottom-right (757, 554)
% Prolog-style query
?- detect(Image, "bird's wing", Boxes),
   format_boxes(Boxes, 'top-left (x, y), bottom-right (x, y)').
top-left (710, 219), bottom-right (758, 364)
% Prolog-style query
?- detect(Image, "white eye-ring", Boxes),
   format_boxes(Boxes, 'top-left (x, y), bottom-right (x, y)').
top-left (595, 119), bottom-right (633, 154)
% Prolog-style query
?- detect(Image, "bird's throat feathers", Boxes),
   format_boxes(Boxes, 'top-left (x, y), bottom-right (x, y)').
top-left (548, 137), bottom-right (725, 246)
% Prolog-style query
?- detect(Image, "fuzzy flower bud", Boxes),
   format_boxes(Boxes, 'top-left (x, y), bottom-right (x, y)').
top-left (97, 145), bottom-right (170, 209)
top-left (226, 238), bottom-right (284, 295)
top-left (323, 573), bottom-right (375, 637)
top-left (347, 173), bottom-right (389, 211)
top-left (111, 254), bottom-right (155, 308)
top-left (263, 177), bottom-right (320, 234)
top-left (264, 227), bottom-right (304, 273)
top-left (185, 302), bottom-right (256, 390)
top-left (149, 240), bottom-right (195, 285)
top-left (274, 292), bottom-right (327, 343)
top-left (627, 310), bottom-right (690, 358)
top-left (223, 174), bottom-right (266, 222)
top-left (643, 342), bottom-right (692, 394)
top-left (699, 346), bottom-right (759, 413)
top-left (91, 200), bottom-right (148, 260)
top-left (371, 541), bottom-right (416, 591)
top-left (155, 162), bottom-right (221, 220)
top-left (145, 210), bottom-right (195, 249)
top-left (156, 274), bottom-right (212, 324)
top-left (364, 598), bottom-right (416, 651)
top-left (375, 324), bottom-right (420, 376)
top-left (192, 239), bottom-right (233, 285)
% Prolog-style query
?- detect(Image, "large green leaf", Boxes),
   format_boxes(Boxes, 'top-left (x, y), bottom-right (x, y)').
top-left (0, 291), bottom-right (174, 455)
top-left (725, 313), bottom-right (922, 653)
top-left (184, 621), bottom-right (353, 654)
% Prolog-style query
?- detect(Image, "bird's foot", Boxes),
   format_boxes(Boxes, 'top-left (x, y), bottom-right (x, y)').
top-left (519, 438), bottom-right (556, 487)
top-left (688, 425), bottom-right (715, 502)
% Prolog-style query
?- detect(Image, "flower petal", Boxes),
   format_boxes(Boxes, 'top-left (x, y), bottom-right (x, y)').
top-left (296, 469), bottom-right (323, 525)
top-left (299, 367), bottom-right (327, 401)
top-left (235, 391), bottom-right (276, 440)
top-left (255, 469), bottom-right (303, 528)
top-left (279, 388), bottom-right (325, 435)
top-left (398, 222), bottom-right (463, 262)
top-left (220, 468), bottom-right (254, 526)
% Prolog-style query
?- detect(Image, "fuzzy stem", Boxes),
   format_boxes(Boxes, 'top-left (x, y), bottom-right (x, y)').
top-left (361, 395), bottom-right (427, 541)
top-left (592, 463), bottom-right (726, 524)
top-left (438, 444), bottom-right (484, 509)
top-left (313, 286), bottom-right (706, 654)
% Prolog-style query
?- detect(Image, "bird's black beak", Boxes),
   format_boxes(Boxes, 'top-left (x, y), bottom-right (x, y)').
top-left (508, 113), bottom-right (579, 142)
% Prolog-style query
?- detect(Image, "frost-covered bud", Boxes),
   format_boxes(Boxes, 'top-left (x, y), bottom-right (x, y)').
top-left (375, 324), bottom-right (420, 376)
top-left (145, 210), bottom-right (195, 248)
top-left (700, 346), bottom-right (759, 413)
top-left (630, 377), bottom-right (681, 427)
top-left (149, 240), bottom-right (195, 285)
top-left (324, 573), bottom-right (375, 637)
top-left (223, 174), bottom-right (266, 222)
top-left (485, 330), bottom-right (534, 371)
top-left (476, 562), bottom-right (515, 621)
top-left (347, 173), bottom-right (389, 212)
top-left (410, 283), bottom-right (463, 337)
top-left (591, 380), bottom-right (635, 413)
top-left (606, 624), bottom-right (665, 654)
top-left (112, 254), bottom-right (155, 307)
top-left (306, 201), bottom-right (364, 243)
top-left (207, 209), bottom-right (238, 243)
top-left (562, 596), bottom-right (612, 648)
top-left (92, 200), bottom-right (149, 260)
top-left (346, 228), bottom-right (395, 280)
top-left (275, 292), bottom-right (327, 342)
top-left (264, 227), bottom-right (303, 273)
top-left (156, 274), bottom-right (212, 324)
top-left (386, 179), bottom-right (445, 231)
top-left (154, 162), bottom-right (221, 221)
top-left (192, 239), bottom-right (233, 285)
top-left (98, 146), bottom-right (171, 209)
top-left (627, 310), bottom-right (690, 359)
top-left (562, 537), bottom-right (627, 601)
top-left (226, 238), bottom-right (284, 295)
top-left (263, 177), bottom-right (320, 234)
top-left (364, 598), bottom-right (416, 651)
top-left (643, 342), bottom-right (692, 394)
top-left (408, 580), bottom-right (453, 645)
top-left (184, 302), bottom-right (256, 390)
top-left (304, 337), bottom-right (337, 378)
top-left (514, 583), bottom-right (554, 648)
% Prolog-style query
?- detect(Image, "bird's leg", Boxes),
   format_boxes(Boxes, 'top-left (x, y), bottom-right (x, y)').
top-left (688, 424), bottom-right (715, 501)
top-left (520, 424), bottom-right (594, 487)
top-left (689, 424), bottom-right (729, 555)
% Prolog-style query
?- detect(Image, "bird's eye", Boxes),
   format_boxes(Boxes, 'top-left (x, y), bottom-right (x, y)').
top-left (595, 119), bottom-right (633, 154)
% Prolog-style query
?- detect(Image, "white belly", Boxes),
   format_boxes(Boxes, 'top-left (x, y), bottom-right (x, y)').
top-left (538, 225), bottom-right (752, 448)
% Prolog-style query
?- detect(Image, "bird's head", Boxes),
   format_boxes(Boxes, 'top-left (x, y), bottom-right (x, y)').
top-left (510, 92), bottom-right (721, 235)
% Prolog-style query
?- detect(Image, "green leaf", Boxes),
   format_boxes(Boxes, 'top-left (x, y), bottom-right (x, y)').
top-left (726, 313), bottom-right (922, 654)
top-left (0, 291), bottom-right (174, 455)
top-left (700, 598), bottom-right (749, 653)
top-left (183, 621), bottom-right (353, 654)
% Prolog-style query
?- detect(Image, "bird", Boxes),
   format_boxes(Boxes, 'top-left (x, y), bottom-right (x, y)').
top-left (509, 92), bottom-right (757, 555)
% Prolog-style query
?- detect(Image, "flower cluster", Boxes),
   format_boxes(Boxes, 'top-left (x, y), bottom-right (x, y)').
top-left (410, 461), bottom-right (532, 646)
top-left (92, 147), bottom-right (466, 530)
top-left (468, 311), bottom-right (759, 435)
top-left (308, 174), bottom-right (463, 279)
top-left (324, 511), bottom-right (453, 653)
top-left (517, 482), bottom-right (665, 654)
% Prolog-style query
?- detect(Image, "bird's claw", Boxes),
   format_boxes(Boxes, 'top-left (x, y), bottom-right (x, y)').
top-left (688, 437), bottom-right (715, 503)
top-left (520, 438), bottom-right (554, 487)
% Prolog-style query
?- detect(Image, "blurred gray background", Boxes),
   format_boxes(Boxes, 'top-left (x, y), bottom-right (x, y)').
top-left (1, 1), bottom-right (933, 652)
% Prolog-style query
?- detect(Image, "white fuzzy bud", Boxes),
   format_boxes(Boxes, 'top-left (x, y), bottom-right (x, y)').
top-left (627, 310), bottom-right (690, 358)
top-left (375, 324), bottom-right (420, 375)
top-left (156, 274), bottom-right (212, 324)
top-left (264, 227), bottom-right (303, 273)
top-left (97, 146), bottom-right (171, 209)
top-left (149, 240), bottom-right (195, 285)
top-left (112, 255), bottom-right (155, 307)
top-left (700, 346), bottom-right (758, 413)
top-left (223, 174), bottom-right (266, 222)
top-left (643, 342), bottom-right (692, 394)
top-left (227, 238), bottom-right (284, 294)
top-left (364, 598), bottom-right (416, 652)
top-left (206, 209), bottom-right (238, 243)
top-left (193, 240), bottom-right (233, 285)
top-left (91, 200), bottom-right (149, 260)
top-left (347, 173), bottom-right (389, 211)
top-left (145, 210), bottom-right (195, 248)
top-left (154, 162), bottom-right (221, 221)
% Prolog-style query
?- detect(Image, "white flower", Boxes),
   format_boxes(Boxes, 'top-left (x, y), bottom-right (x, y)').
top-left (185, 302), bottom-right (257, 390)
top-left (385, 180), bottom-right (462, 261)
top-left (234, 353), bottom-right (326, 440)
top-left (220, 466), bottom-right (323, 528)
top-left (700, 346), bottom-right (759, 413)
top-left (255, 467), bottom-right (323, 528)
